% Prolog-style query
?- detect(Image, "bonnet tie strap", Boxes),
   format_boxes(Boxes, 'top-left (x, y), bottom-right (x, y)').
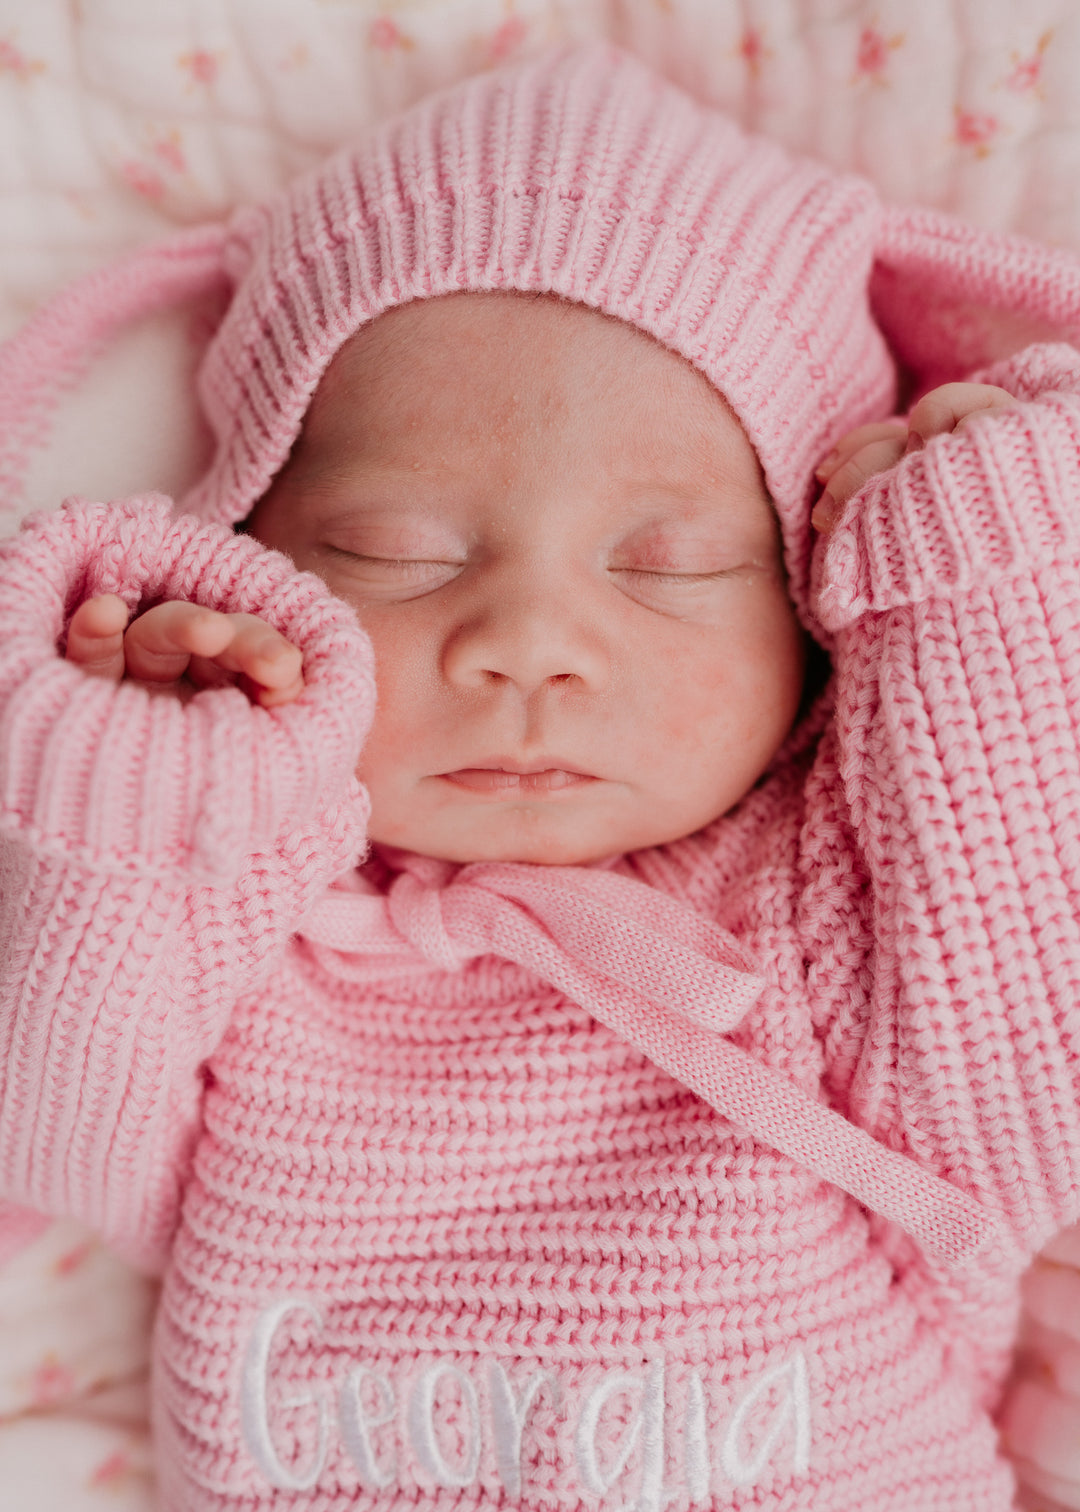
top-left (300, 862), bottom-right (1000, 1269)
top-left (0, 221), bottom-right (229, 521)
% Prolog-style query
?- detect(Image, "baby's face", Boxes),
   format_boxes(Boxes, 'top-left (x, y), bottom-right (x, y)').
top-left (248, 294), bottom-right (806, 864)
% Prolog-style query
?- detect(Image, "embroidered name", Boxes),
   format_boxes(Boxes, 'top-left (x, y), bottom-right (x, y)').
top-left (240, 1300), bottom-right (812, 1501)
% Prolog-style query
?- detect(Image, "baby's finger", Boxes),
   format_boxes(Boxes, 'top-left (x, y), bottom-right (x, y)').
top-left (65, 594), bottom-right (130, 680)
top-left (906, 383), bottom-right (1016, 451)
top-left (123, 601), bottom-right (235, 684)
top-left (815, 422), bottom-right (906, 484)
top-left (186, 650), bottom-right (304, 708)
top-left (185, 653), bottom-right (235, 692)
top-left (205, 615), bottom-right (305, 706)
top-left (812, 435), bottom-right (907, 533)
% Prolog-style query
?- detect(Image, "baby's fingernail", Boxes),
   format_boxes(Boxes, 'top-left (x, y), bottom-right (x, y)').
top-left (815, 450), bottom-right (840, 478)
top-left (811, 491), bottom-right (840, 533)
top-left (258, 676), bottom-right (305, 708)
top-left (255, 638), bottom-right (291, 663)
top-left (904, 430), bottom-right (925, 454)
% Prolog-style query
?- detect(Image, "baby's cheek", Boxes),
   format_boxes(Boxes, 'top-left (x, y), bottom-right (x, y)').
top-left (680, 614), bottom-right (803, 759)
top-left (624, 661), bottom-right (741, 800)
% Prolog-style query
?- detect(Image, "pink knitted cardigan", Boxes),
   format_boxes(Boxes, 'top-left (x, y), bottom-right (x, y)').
top-left (3, 338), bottom-right (1080, 1508)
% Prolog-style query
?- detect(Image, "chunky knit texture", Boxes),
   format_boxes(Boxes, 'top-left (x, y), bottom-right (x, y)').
top-left (3, 340), bottom-right (1080, 1507)
top-left (0, 45), bottom-right (901, 621)
top-left (4, 43), bottom-right (1080, 1512)
top-left (4, 45), bottom-right (1080, 613)
top-left (180, 44), bottom-right (899, 619)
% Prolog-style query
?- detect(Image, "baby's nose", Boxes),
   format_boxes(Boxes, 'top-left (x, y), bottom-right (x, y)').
top-left (440, 583), bottom-right (609, 695)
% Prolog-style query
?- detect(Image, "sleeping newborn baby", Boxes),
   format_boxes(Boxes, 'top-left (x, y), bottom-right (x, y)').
top-left (67, 292), bottom-right (808, 863)
top-left (4, 44), bottom-right (1080, 1512)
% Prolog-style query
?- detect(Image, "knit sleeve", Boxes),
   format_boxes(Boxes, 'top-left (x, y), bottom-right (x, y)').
top-left (0, 495), bottom-right (374, 1271)
top-left (814, 342), bottom-right (1080, 632)
top-left (808, 343), bottom-right (1080, 1263)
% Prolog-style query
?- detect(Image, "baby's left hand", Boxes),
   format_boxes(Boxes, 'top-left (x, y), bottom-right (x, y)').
top-left (812, 382), bottom-right (1017, 533)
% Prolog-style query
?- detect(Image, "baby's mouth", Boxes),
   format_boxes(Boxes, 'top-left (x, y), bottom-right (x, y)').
top-left (438, 762), bottom-right (597, 794)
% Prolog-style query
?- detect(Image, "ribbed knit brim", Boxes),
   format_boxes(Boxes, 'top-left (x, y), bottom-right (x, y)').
top-left (183, 43), bottom-right (898, 615)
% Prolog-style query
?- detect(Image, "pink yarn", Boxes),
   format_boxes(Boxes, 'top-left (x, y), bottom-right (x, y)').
top-left (0, 223), bottom-right (227, 524)
top-left (0, 1200), bottom-right (49, 1266)
top-left (4, 44), bottom-right (1080, 1512)
top-left (182, 44), bottom-right (898, 619)
top-left (5, 46), bottom-right (1080, 611)
top-left (6, 343), bottom-right (1080, 1497)
top-left (302, 864), bottom-right (993, 1267)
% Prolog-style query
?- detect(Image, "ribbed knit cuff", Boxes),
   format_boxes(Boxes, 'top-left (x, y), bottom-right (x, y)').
top-left (0, 495), bottom-right (374, 881)
top-left (815, 343), bottom-right (1080, 632)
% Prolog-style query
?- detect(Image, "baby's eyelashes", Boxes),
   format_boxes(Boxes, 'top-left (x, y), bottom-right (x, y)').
top-left (326, 549), bottom-right (460, 570)
top-left (612, 566), bottom-right (740, 584)
top-left (321, 547), bottom-right (466, 598)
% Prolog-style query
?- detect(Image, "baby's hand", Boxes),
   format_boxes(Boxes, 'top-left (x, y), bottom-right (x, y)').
top-left (812, 382), bottom-right (1017, 533)
top-left (64, 595), bottom-right (305, 707)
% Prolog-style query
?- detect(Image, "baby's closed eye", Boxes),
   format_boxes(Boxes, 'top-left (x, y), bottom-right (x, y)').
top-left (607, 520), bottom-right (780, 598)
top-left (317, 519), bottom-right (468, 599)
top-left (324, 546), bottom-right (465, 577)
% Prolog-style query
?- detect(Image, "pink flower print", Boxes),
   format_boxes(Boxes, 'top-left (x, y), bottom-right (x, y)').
top-left (64, 188), bottom-right (95, 221)
top-left (29, 1353), bottom-right (75, 1408)
top-left (53, 1237), bottom-right (94, 1276)
top-left (489, 15), bottom-right (527, 63)
top-left (954, 107), bottom-right (1000, 157)
top-left (151, 129), bottom-right (187, 175)
top-left (0, 37), bottom-right (45, 81)
top-left (280, 41), bottom-right (310, 72)
top-left (178, 48), bottom-right (222, 88)
top-left (1004, 30), bottom-right (1051, 95)
top-left (89, 1449), bottom-right (133, 1489)
top-left (855, 26), bottom-right (904, 82)
top-left (120, 160), bottom-right (166, 201)
top-left (369, 17), bottom-right (414, 53)
top-left (737, 27), bottom-right (770, 80)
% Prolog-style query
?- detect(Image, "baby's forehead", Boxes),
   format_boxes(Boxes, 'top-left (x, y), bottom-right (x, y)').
top-left (298, 292), bottom-right (764, 490)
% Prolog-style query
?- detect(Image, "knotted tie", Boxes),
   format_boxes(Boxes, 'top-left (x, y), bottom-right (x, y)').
top-left (300, 859), bottom-right (999, 1268)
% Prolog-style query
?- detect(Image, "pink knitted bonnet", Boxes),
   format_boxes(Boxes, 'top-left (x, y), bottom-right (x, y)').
top-left (181, 42), bottom-right (897, 613)
top-left (4, 43), bottom-right (1079, 620)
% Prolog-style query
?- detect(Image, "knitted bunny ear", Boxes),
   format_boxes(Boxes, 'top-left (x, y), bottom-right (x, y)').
top-left (871, 203), bottom-right (1080, 395)
top-left (0, 221), bottom-right (230, 526)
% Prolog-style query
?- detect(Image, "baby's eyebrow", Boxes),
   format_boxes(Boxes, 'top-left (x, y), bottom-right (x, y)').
top-left (303, 487), bottom-right (475, 551)
top-left (615, 485), bottom-right (760, 522)
top-left (290, 462), bottom-right (467, 510)
top-left (297, 453), bottom-right (472, 492)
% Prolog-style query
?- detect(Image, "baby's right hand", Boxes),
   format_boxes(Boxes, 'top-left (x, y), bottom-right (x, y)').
top-left (812, 382), bottom-right (1017, 534)
top-left (65, 595), bottom-right (305, 707)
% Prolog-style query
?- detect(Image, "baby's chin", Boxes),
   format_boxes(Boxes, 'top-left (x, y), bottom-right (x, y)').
top-left (366, 803), bottom-right (669, 868)
top-left (362, 769), bottom-right (754, 867)
top-left (367, 822), bottom-right (621, 868)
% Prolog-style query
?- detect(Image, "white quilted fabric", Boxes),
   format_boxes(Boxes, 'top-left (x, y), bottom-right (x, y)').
top-left (6, 0), bottom-right (1080, 515)
top-left (2, 3), bottom-right (1079, 1508)
top-left (3, 0), bottom-right (1080, 334)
